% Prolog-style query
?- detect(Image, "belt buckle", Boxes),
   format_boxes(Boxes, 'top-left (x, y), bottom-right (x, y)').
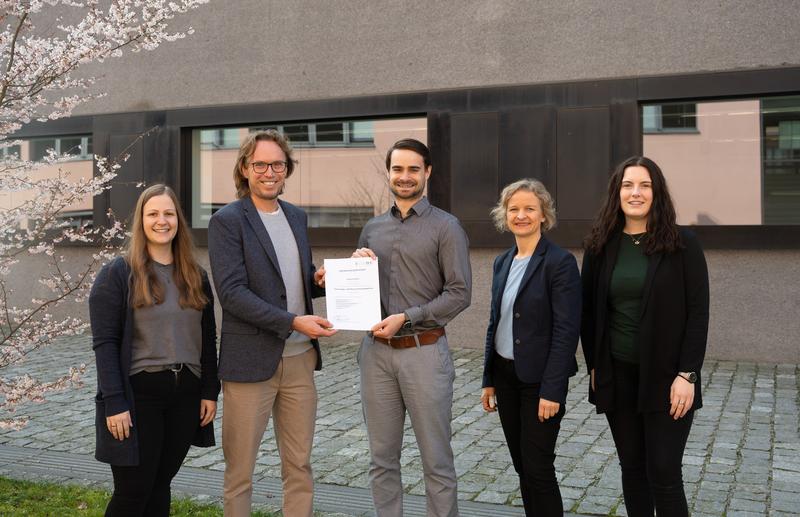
top-left (170, 363), bottom-right (183, 373)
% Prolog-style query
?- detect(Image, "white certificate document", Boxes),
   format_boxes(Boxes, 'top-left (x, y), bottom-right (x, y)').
top-left (324, 257), bottom-right (382, 331)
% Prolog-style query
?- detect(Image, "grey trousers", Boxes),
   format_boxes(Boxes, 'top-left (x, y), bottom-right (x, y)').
top-left (359, 334), bottom-right (459, 517)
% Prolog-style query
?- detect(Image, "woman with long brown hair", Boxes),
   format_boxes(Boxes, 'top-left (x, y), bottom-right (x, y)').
top-left (581, 156), bottom-right (709, 516)
top-left (90, 184), bottom-right (220, 516)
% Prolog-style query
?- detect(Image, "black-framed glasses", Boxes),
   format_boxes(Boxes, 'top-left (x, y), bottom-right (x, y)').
top-left (250, 161), bottom-right (287, 174)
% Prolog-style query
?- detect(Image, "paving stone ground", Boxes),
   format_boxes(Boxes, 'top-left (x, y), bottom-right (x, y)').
top-left (1, 335), bottom-right (798, 516)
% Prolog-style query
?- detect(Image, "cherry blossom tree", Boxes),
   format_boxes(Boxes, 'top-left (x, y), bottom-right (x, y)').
top-left (0, 0), bottom-right (209, 429)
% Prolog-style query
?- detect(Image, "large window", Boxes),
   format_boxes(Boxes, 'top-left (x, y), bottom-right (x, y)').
top-left (642, 96), bottom-right (800, 225)
top-left (190, 117), bottom-right (425, 228)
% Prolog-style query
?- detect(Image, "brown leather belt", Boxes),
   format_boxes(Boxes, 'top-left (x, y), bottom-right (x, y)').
top-left (374, 328), bottom-right (445, 349)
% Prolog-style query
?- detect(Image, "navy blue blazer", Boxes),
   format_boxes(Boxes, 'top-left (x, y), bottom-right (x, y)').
top-left (208, 197), bottom-right (325, 383)
top-left (482, 237), bottom-right (581, 404)
top-left (90, 257), bottom-right (220, 466)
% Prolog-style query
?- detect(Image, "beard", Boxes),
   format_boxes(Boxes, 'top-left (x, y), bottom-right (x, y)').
top-left (390, 181), bottom-right (425, 201)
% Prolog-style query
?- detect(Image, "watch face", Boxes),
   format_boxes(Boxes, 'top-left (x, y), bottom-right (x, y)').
top-left (685, 372), bottom-right (697, 383)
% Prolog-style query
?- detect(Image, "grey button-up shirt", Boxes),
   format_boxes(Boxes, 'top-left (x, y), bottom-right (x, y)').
top-left (357, 196), bottom-right (472, 333)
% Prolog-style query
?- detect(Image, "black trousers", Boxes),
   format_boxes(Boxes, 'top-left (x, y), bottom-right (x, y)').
top-left (106, 368), bottom-right (200, 517)
top-left (493, 355), bottom-right (565, 517)
top-left (606, 359), bottom-right (693, 517)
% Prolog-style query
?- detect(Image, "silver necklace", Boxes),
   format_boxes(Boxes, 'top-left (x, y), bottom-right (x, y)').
top-left (628, 232), bottom-right (646, 246)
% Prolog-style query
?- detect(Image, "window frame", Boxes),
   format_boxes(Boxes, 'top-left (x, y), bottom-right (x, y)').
top-left (28, 135), bottom-right (93, 161)
top-left (642, 103), bottom-right (699, 134)
top-left (248, 120), bottom-right (375, 148)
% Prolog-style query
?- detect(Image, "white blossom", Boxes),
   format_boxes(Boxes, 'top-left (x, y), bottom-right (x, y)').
top-left (0, 0), bottom-right (208, 427)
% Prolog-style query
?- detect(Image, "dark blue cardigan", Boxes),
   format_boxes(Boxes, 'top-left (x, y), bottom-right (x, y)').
top-left (89, 256), bottom-right (220, 466)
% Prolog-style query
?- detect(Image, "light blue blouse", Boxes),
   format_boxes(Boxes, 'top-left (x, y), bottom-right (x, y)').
top-left (494, 256), bottom-right (531, 360)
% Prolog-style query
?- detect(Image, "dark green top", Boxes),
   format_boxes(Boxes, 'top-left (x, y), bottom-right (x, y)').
top-left (608, 234), bottom-right (648, 363)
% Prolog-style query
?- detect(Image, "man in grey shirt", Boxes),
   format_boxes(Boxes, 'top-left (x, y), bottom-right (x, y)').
top-left (351, 139), bottom-right (472, 516)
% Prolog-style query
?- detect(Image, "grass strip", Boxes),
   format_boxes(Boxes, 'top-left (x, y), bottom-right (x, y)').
top-left (0, 476), bottom-right (278, 516)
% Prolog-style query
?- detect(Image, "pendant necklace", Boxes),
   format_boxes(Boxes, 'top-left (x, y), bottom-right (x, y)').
top-left (628, 232), bottom-right (646, 246)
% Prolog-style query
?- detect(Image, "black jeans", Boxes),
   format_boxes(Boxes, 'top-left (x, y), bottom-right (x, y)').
top-left (106, 368), bottom-right (200, 517)
top-left (493, 354), bottom-right (565, 517)
top-left (606, 359), bottom-right (693, 517)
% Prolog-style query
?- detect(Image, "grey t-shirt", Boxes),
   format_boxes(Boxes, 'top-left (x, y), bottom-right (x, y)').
top-left (494, 256), bottom-right (531, 360)
top-left (130, 262), bottom-right (202, 377)
top-left (258, 205), bottom-right (312, 357)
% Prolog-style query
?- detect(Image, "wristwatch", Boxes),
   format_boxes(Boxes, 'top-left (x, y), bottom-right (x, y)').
top-left (678, 371), bottom-right (697, 383)
top-left (401, 312), bottom-right (413, 331)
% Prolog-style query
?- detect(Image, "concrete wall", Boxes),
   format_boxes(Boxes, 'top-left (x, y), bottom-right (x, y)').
top-left (73, 0), bottom-right (800, 115)
top-left (8, 245), bottom-right (799, 364)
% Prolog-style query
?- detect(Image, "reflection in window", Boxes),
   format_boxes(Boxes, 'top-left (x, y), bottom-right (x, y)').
top-left (191, 117), bottom-right (426, 228)
top-left (0, 143), bottom-right (21, 157)
top-left (642, 103), bottom-right (697, 133)
top-left (763, 97), bottom-right (800, 224)
top-left (643, 96), bottom-right (800, 225)
top-left (200, 129), bottom-right (239, 149)
top-left (250, 121), bottom-right (373, 148)
top-left (0, 136), bottom-right (94, 227)
top-left (28, 135), bottom-right (93, 161)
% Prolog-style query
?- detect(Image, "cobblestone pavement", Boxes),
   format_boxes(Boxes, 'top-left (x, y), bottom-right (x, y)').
top-left (1, 335), bottom-right (798, 516)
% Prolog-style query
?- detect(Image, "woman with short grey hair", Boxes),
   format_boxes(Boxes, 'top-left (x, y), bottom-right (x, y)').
top-left (481, 179), bottom-right (581, 516)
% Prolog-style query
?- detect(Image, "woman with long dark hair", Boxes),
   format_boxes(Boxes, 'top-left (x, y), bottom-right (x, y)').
top-left (581, 156), bottom-right (709, 516)
top-left (90, 184), bottom-right (220, 516)
top-left (481, 179), bottom-right (581, 516)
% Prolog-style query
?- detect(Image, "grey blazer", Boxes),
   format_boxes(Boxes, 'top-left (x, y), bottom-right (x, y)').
top-left (208, 196), bottom-right (325, 382)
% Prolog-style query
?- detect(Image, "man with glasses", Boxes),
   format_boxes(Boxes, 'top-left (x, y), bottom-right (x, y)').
top-left (208, 130), bottom-right (335, 517)
top-left (350, 138), bottom-right (472, 516)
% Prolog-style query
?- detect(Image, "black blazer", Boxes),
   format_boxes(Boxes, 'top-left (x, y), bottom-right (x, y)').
top-left (581, 229), bottom-right (709, 413)
top-left (89, 256), bottom-right (220, 466)
top-left (208, 197), bottom-right (325, 382)
top-left (482, 237), bottom-right (581, 404)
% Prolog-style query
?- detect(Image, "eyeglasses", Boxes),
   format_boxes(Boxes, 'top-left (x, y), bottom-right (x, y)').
top-left (250, 161), bottom-right (288, 174)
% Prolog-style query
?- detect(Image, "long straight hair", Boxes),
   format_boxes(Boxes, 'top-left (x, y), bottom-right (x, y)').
top-left (584, 156), bottom-right (682, 255)
top-left (126, 184), bottom-right (207, 310)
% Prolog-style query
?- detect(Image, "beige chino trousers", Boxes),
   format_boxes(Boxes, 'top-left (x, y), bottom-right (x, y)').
top-left (222, 348), bottom-right (317, 517)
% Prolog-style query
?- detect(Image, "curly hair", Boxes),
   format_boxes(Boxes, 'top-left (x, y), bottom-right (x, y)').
top-left (584, 156), bottom-right (682, 255)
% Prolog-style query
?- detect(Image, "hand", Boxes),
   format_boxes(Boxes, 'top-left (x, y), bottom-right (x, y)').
top-left (538, 398), bottom-right (560, 422)
top-left (590, 368), bottom-right (596, 392)
top-left (352, 247), bottom-right (377, 260)
top-left (480, 387), bottom-right (497, 412)
top-left (292, 315), bottom-right (337, 339)
top-left (199, 399), bottom-right (217, 427)
top-left (371, 313), bottom-right (405, 339)
top-left (669, 375), bottom-right (695, 419)
top-left (314, 266), bottom-right (326, 288)
top-left (106, 410), bottom-right (132, 441)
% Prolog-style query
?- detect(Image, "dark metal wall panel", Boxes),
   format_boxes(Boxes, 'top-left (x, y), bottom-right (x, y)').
top-left (108, 134), bottom-right (145, 225)
top-left (556, 107), bottom-right (610, 221)
top-left (427, 111), bottom-right (452, 213)
top-left (499, 106), bottom-right (557, 194)
top-left (637, 68), bottom-right (800, 102)
top-left (610, 101), bottom-right (641, 166)
top-left (449, 112), bottom-right (499, 222)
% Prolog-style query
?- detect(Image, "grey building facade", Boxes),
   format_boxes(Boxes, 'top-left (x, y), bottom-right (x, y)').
top-left (12, 1), bottom-right (800, 362)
